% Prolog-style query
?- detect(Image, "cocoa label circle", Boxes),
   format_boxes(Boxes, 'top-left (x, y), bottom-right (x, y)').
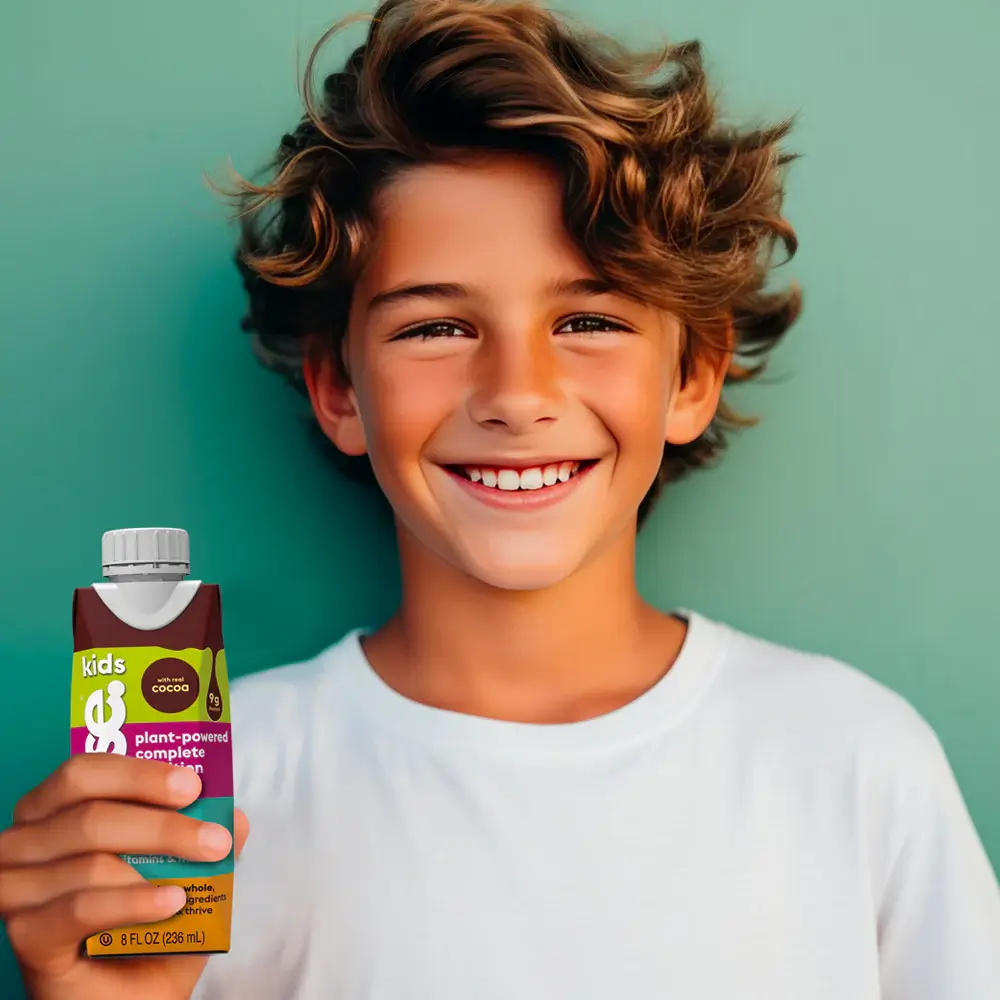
top-left (142, 658), bottom-right (200, 713)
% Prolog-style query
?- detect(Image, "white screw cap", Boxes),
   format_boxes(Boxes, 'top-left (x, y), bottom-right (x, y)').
top-left (101, 527), bottom-right (190, 579)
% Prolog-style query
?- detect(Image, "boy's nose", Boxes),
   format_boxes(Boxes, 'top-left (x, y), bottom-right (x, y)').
top-left (467, 333), bottom-right (565, 434)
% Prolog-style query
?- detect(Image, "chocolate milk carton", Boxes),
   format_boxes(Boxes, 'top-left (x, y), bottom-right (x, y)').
top-left (70, 528), bottom-right (233, 957)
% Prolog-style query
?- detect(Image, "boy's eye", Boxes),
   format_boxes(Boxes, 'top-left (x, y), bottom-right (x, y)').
top-left (392, 321), bottom-right (472, 341)
top-left (391, 314), bottom-right (631, 340)
top-left (557, 314), bottom-right (631, 334)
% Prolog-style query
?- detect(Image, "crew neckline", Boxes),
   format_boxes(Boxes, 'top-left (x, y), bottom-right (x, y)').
top-left (336, 610), bottom-right (730, 757)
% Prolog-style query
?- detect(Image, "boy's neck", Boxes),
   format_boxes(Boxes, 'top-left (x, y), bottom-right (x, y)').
top-left (362, 525), bottom-right (687, 724)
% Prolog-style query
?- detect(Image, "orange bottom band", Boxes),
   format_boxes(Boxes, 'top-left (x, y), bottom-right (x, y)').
top-left (86, 872), bottom-right (233, 957)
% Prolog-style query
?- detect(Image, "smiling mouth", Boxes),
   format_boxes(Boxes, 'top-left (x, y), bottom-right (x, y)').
top-left (444, 460), bottom-right (598, 492)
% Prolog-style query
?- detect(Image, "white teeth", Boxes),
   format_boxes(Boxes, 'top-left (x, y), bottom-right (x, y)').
top-left (497, 469), bottom-right (520, 491)
top-left (519, 467), bottom-right (544, 490)
top-left (461, 461), bottom-right (585, 491)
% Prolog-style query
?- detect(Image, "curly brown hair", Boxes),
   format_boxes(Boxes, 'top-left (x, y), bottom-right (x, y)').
top-left (229, 0), bottom-right (801, 526)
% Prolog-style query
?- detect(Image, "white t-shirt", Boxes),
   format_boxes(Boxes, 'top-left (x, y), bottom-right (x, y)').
top-left (195, 611), bottom-right (1000, 999)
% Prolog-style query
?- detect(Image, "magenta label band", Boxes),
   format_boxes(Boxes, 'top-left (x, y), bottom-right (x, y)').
top-left (70, 722), bottom-right (233, 798)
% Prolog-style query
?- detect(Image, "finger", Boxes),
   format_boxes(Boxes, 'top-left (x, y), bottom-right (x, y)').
top-left (0, 852), bottom-right (143, 915)
top-left (14, 756), bottom-right (201, 825)
top-left (6, 882), bottom-right (187, 970)
top-left (0, 801), bottom-right (232, 868)
top-left (233, 808), bottom-right (250, 861)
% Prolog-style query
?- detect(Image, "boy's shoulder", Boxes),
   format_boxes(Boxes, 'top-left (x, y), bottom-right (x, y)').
top-left (713, 614), bottom-right (948, 786)
top-left (226, 630), bottom-right (365, 796)
top-left (229, 628), bottom-right (363, 720)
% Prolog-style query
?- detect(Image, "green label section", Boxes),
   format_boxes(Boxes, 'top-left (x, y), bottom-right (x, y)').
top-left (71, 647), bottom-right (230, 726)
top-left (124, 796), bottom-right (235, 879)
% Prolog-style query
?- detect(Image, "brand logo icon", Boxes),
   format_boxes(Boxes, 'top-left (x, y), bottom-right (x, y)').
top-left (81, 652), bottom-right (126, 678)
top-left (84, 680), bottom-right (127, 754)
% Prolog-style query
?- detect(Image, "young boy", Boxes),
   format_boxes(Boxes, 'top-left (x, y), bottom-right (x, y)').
top-left (2, 1), bottom-right (998, 998)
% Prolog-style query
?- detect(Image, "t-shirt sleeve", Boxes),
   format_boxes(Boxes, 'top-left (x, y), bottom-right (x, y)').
top-left (876, 722), bottom-right (1000, 998)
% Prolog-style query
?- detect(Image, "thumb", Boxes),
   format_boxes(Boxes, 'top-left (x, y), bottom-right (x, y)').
top-left (233, 808), bottom-right (250, 860)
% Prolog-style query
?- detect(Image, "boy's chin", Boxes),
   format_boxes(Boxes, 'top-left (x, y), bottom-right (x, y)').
top-left (456, 539), bottom-right (588, 593)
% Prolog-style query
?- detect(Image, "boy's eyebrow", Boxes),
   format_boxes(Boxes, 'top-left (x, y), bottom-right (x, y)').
top-left (364, 276), bottom-right (618, 313)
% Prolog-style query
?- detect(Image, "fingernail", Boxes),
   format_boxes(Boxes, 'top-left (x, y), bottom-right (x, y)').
top-left (168, 767), bottom-right (201, 799)
top-left (199, 823), bottom-right (233, 857)
top-left (157, 885), bottom-right (187, 911)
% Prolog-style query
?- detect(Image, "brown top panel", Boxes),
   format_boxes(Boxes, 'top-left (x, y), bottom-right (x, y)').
top-left (72, 584), bottom-right (223, 653)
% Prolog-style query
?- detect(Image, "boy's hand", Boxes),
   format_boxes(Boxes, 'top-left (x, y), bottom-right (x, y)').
top-left (0, 755), bottom-right (248, 1000)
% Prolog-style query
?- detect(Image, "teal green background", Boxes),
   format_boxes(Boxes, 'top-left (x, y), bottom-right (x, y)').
top-left (1, 0), bottom-right (997, 993)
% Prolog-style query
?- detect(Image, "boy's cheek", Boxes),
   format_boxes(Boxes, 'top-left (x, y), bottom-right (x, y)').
top-left (581, 383), bottom-right (672, 457)
top-left (363, 381), bottom-right (463, 454)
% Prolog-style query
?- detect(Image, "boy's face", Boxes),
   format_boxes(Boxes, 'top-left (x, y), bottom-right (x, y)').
top-left (307, 154), bottom-right (725, 591)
